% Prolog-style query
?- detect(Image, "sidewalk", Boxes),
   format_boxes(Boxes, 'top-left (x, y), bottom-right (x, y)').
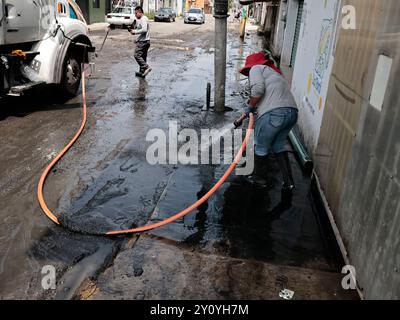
top-left (88, 22), bottom-right (109, 34)
top-left (87, 19), bottom-right (158, 34)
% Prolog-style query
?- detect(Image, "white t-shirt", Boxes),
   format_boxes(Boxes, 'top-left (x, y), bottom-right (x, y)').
top-left (249, 65), bottom-right (297, 118)
top-left (135, 15), bottom-right (150, 42)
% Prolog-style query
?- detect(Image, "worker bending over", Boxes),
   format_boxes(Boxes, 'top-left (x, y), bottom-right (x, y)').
top-left (236, 52), bottom-right (298, 191)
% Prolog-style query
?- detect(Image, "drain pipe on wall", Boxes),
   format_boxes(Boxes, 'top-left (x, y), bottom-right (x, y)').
top-left (288, 129), bottom-right (313, 174)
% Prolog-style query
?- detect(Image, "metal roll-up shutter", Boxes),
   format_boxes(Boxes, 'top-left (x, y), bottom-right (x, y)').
top-left (290, 0), bottom-right (304, 67)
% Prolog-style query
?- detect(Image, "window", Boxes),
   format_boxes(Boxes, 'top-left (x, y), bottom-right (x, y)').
top-left (189, 9), bottom-right (201, 14)
top-left (93, 0), bottom-right (100, 9)
top-left (69, 1), bottom-right (87, 22)
top-left (113, 7), bottom-right (132, 14)
top-left (370, 55), bottom-right (393, 111)
top-left (57, 1), bottom-right (67, 15)
top-left (69, 5), bottom-right (77, 19)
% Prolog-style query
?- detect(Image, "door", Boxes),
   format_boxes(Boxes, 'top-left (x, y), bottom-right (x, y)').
top-left (89, 0), bottom-right (106, 24)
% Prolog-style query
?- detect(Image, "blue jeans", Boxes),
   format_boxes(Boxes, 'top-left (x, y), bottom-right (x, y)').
top-left (254, 107), bottom-right (298, 156)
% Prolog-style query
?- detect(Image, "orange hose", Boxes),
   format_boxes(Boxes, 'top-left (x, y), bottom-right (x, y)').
top-left (37, 68), bottom-right (88, 225)
top-left (37, 68), bottom-right (255, 235)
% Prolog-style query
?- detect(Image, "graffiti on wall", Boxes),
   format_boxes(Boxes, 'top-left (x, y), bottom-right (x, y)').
top-left (312, 19), bottom-right (333, 94)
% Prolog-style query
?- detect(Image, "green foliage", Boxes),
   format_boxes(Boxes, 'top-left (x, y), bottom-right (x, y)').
top-left (145, 12), bottom-right (155, 20)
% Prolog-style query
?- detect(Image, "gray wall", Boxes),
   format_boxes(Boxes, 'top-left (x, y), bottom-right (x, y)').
top-left (315, 0), bottom-right (400, 299)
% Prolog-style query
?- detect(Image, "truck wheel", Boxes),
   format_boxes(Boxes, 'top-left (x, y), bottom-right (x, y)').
top-left (61, 53), bottom-right (81, 98)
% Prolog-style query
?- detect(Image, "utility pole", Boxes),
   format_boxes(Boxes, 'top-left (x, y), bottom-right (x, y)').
top-left (214, 0), bottom-right (229, 112)
top-left (239, 6), bottom-right (247, 39)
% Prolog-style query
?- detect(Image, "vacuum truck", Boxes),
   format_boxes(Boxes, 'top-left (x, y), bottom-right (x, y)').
top-left (0, 0), bottom-right (94, 98)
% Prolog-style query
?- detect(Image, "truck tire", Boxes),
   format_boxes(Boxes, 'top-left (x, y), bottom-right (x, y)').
top-left (61, 52), bottom-right (81, 98)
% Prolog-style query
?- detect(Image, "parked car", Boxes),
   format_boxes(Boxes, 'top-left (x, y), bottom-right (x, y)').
top-left (154, 7), bottom-right (176, 22)
top-left (106, 6), bottom-right (136, 28)
top-left (184, 8), bottom-right (205, 24)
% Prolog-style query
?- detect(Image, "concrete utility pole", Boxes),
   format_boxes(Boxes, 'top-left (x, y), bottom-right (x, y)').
top-left (214, 0), bottom-right (229, 112)
top-left (239, 6), bottom-right (247, 39)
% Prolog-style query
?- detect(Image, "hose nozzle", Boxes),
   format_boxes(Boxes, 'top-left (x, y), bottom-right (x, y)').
top-left (234, 119), bottom-right (242, 128)
top-left (234, 113), bottom-right (247, 128)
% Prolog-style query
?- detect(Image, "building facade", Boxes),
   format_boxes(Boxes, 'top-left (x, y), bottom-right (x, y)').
top-left (185, 0), bottom-right (205, 11)
top-left (75, 0), bottom-right (111, 24)
top-left (254, 0), bottom-right (400, 299)
top-left (142, 0), bottom-right (185, 15)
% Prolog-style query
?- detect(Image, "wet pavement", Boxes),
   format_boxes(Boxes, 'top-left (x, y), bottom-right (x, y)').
top-left (0, 18), bottom-right (358, 300)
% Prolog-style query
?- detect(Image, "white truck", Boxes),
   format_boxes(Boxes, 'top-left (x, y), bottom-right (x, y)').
top-left (0, 0), bottom-right (94, 98)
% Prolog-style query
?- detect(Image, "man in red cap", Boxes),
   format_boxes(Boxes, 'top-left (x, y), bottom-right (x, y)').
top-left (236, 52), bottom-right (298, 191)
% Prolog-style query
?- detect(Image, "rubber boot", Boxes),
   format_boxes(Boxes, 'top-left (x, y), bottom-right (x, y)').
top-left (275, 152), bottom-right (295, 191)
top-left (245, 155), bottom-right (270, 188)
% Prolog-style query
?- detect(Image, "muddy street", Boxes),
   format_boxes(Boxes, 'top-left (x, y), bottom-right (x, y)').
top-left (0, 17), bottom-right (356, 300)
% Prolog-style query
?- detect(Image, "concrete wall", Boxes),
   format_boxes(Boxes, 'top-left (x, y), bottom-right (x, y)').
top-left (263, 3), bottom-right (279, 44)
top-left (289, 0), bottom-right (341, 153)
top-left (75, 0), bottom-right (106, 24)
top-left (280, 0), bottom-right (299, 67)
top-left (315, 0), bottom-right (400, 299)
top-left (263, 0), bottom-right (400, 298)
top-left (177, 0), bottom-right (184, 15)
top-left (185, 0), bottom-right (205, 11)
top-left (270, 1), bottom-right (286, 56)
top-left (260, 2), bottom-right (268, 28)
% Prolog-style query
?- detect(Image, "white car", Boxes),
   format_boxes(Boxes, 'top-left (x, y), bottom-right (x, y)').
top-left (107, 6), bottom-right (136, 28)
top-left (184, 8), bottom-right (205, 24)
